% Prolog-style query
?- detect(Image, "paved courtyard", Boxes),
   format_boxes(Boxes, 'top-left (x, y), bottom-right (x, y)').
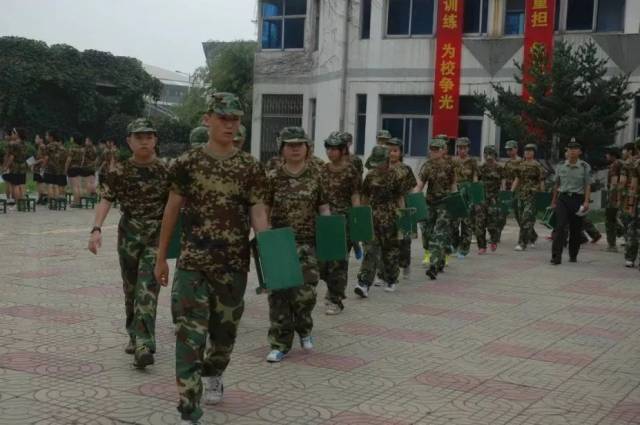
top-left (0, 208), bottom-right (639, 425)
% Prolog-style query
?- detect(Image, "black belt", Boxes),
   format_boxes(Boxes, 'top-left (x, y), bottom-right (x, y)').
top-left (559, 192), bottom-right (583, 197)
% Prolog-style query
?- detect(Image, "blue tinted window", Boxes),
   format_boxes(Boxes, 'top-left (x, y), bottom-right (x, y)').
top-left (381, 96), bottom-right (430, 115)
top-left (597, 0), bottom-right (625, 32)
top-left (567, 0), bottom-right (594, 30)
top-left (262, 19), bottom-right (283, 49)
top-left (361, 0), bottom-right (372, 39)
top-left (412, 0), bottom-right (434, 35)
top-left (409, 118), bottom-right (429, 157)
top-left (505, 12), bottom-right (524, 35)
top-left (464, 0), bottom-right (481, 33)
top-left (262, 0), bottom-right (283, 17)
top-left (285, 0), bottom-right (307, 15)
top-left (388, 0), bottom-right (411, 35)
top-left (284, 18), bottom-right (305, 48)
top-left (382, 118), bottom-right (405, 141)
top-left (458, 119), bottom-right (483, 157)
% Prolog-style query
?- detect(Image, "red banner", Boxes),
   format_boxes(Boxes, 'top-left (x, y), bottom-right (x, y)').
top-left (522, 0), bottom-right (556, 101)
top-left (433, 0), bottom-right (464, 138)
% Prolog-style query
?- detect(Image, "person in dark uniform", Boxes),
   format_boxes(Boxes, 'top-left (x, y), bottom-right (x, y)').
top-left (550, 139), bottom-right (592, 265)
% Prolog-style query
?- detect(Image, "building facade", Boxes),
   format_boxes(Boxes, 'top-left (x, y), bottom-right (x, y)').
top-left (251, 0), bottom-right (640, 169)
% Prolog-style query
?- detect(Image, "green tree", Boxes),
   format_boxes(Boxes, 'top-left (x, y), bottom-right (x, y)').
top-left (0, 36), bottom-right (161, 141)
top-left (475, 40), bottom-right (637, 165)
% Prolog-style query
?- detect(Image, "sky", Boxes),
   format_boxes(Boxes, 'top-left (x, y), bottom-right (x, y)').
top-left (0, 0), bottom-right (257, 73)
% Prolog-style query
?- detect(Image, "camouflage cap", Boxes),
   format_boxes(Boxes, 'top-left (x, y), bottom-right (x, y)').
top-left (483, 145), bottom-right (498, 156)
top-left (604, 145), bottom-right (621, 157)
top-left (385, 137), bottom-right (403, 147)
top-left (524, 143), bottom-right (537, 151)
top-left (433, 134), bottom-right (449, 141)
top-left (207, 92), bottom-right (244, 116)
top-left (429, 138), bottom-right (447, 149)
top-left (189, 126), bottom-right (209, 146)
top-left (127, 118), bottom-right (156, 134)
top-left (376, 129), bottom-right (392, 140)
top-left (340, 131), bottom-right (353, 144)
top-left (456, 137), bottom-right (471, 147)
top-left (324, 132), bottom-right (346, 147)
top-left (505, 140), bottom-right (519, 149)
top-left (365, 145), bottom-right (390, 169)
top-left (233, 124), bottom-right (246, 142)
top-left (278, 126), bottom-right (310, 145)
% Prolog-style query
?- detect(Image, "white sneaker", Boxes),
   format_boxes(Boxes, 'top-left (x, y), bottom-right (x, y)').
top-left (300, 336), bottom-right (314, 350)
top-left (354, 283), bottom-right (369, 298)
top-left (625, 261), bottom-right (634, 268)
top-left (325, 302), bottom-right (342, 315)
top-left (402, 267), bottom-right (410, 278)
top-left (384, 283), bottom-right (397, 292)
top-left (373, 277), bottom-right (384, 287)
top-left (266, 350), bottom-right (286, 362)
top-left (202, 376), bottom-right (223, 405)
top-left (514, 245), bottom-right (525, 252)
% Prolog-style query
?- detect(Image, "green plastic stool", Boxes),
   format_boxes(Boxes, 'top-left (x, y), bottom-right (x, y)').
top-left (80, 197), bottom-right (96, 209)
top-left (17, 199), bottom-right (37, 212)
top-left (0, 199), bottom-right (6, 214)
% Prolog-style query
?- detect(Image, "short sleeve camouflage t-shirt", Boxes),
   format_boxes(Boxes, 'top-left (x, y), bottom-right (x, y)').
top-left (418, 158), bottom-right (456, 203)
top-left (350, 155), bottom-right (364, 178)
top-left (608, 159), bottom-right (622, 189)
top-left (393, 163), bottom-right (417, 194)
top-left (100, 158), bottom-right (169, 220)
top-left (516, 160), bottom-right (545, 197)
top-left (7, 142), bottom-right (28, 174)
top-left (362, 167), bottom-right (404, 232)
top-left (267, 165), bottom-right (327, 245)
top-left (478, 161), bottom-right (504, 200)
top-left (621, 159), bottom-right (638, 189)
top-left (84, 145), bottom-right (97, 169)
top-left (454, 157), bottom-right (479, 183)
top-left (169, 146), bottom-right (267, 273)
top-left (503, 157), bottom-right (522, 188)
top-left (67, 146), bottom-right (85, 168)
top-left (45, 142), bottom-right (67, 174)
top-left (320, 162), bottom-right (361, 215)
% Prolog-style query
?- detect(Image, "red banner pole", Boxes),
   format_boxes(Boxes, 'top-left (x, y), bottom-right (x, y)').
top-left (433, 0), bottom-right (464, 138)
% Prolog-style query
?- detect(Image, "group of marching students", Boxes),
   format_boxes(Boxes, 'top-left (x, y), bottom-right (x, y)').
top-left (1, 127), bottom-right (119, 210)
top-left (6, 91), bottom-right (627, 424)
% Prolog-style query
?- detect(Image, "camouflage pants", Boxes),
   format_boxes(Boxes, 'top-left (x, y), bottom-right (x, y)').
top-left (605, 207), bottom-right (619, 247)
top-left (622, 211), bottom-right (639, 263)
top-left (358, 229), bottom-right (400, 286)
top-left (582, 217), bottom-right (601, 241)
top-left (171, 269), bottom-right (247, 422)
top-left (268, 244), bottom-right (318, 352)
top-left (117, 217), bottom-right (161, 352)
top-left (319, 243), bottom-right (351, 307)
top-left (517, 196), bottom-right (537, 246)
top-left (474, 201), bottom-right (501, 249)
top-left (452, 217), bottom-right (473, 254)
top-left (399, 235), bottom-right (412, 268)
top-left (429, 207), bottom-right (452, 268)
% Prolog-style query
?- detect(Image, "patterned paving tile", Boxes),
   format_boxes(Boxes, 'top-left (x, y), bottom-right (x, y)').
top-left (0, 305), bottom-right (94, 324)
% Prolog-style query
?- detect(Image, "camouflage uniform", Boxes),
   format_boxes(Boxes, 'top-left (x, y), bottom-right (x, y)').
top-left (98, 145), bottom-right (118, 188)
top-left (266, 149), bottom-right (327, 352)
top-left (605, 152), bottom-right (622, 249)
top-left (189, 126), bottom-right (209, 147)
top-left (395, 163), bottom-right (417, 268)
top-left (6, 141), bottom-right (28, 178)
top-left (502, 141), bottom-right (522, 233)
top-left (357, 148), bottom-right (404, 286)
top-left (515, 155), bottom-right (545, 247)
top-left (265, 155), bottom-right (283, 173)
top-left (169, 93), bottom-right (266, 423)
top-left (620, 158), bottom-right (639, 263)
top-left (83, 144), bottom-right (97, 175)
top-left (452, 147), bottom-right (479, 255)
top-left (476, 150), bottom-right (504, 249)
top-left (44, 141), bottom-right (67, 185)
top-left (319, 157), bottom-right (361, 309)
top-left (100, 156), bottom-right (169, 354)
top-left (418, 141), bottom-right (456, 270)
top-left (66, 145), bottom-right (85, 171)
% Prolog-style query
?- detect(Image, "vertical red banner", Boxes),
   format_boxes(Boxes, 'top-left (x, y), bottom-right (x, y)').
top-left (522, 0), bottom-right (556, 101)
top-left (433, 0), bottom-right (464, 138)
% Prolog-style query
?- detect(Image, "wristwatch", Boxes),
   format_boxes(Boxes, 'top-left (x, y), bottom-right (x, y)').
top-left (90, 226), bottom-right (101, 234)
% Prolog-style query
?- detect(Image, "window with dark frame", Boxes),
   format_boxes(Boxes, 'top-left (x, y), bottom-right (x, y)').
top-left (564, 0), bottom-right (625, 32)
top-left (310, 98), bottom-right (317, 141)
top-left (387, 0), bottom-right (435, 37)
top-left (261, 0), bottom-right (307, 50)
top-left (458, 96), bottom-right (483, 157)
top-left (356, 94), bottom-right (367, 155)
top-left (504, 0), bottom-right (525, 35)
top-left (463, 0), bottom-right (489, 34)
top-left (260, 94), bottom-right (304, 161)
top-left (313, 0), bottom-right (320, 51)
top-left (361, 0), bottom-right (372, 39)
top-left (380, 95), bottom-right (432, 158)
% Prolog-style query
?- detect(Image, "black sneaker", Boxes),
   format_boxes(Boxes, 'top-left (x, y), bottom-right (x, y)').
top-left (124, 337), bottom-right (136, 354)
top-left (426, 267), bottom-right (437, 280)
top-left (133, 346), bottom-right (154, 369)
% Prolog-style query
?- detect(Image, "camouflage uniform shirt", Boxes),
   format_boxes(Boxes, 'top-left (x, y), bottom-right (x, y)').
top-left (67, 146), bottom-right (85, 168)
top-left (503, 157), bottom-right (522, 189)
top-left (45, 142), bottom-right (67, 174)
top-left (418, 158), bottom-right (456, 204)
top-left (169, 146), bottom-right (267, 273)
top-left (454, 157), bottom-right (479, 183)
top-left (349, 155), bottom-right (364, 178)
top-left (478, 161), bottom-right (504, 201)
top-left (362, 167), bottom-right (404, 233)
top-left (515, 160), bottom-right (544, 198)
top-left (100, 158), bottom-right (169, 220)
top-left (267, 164), bottom-right (327, 245)
top-left (393, 163), bottom-right (417, 194)
top-left (7, 142), bottom-right (28, 174)
top-left (84, 145), bottom-right (97, 171)
top-left (320, 163), bottom-right (361, 216)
